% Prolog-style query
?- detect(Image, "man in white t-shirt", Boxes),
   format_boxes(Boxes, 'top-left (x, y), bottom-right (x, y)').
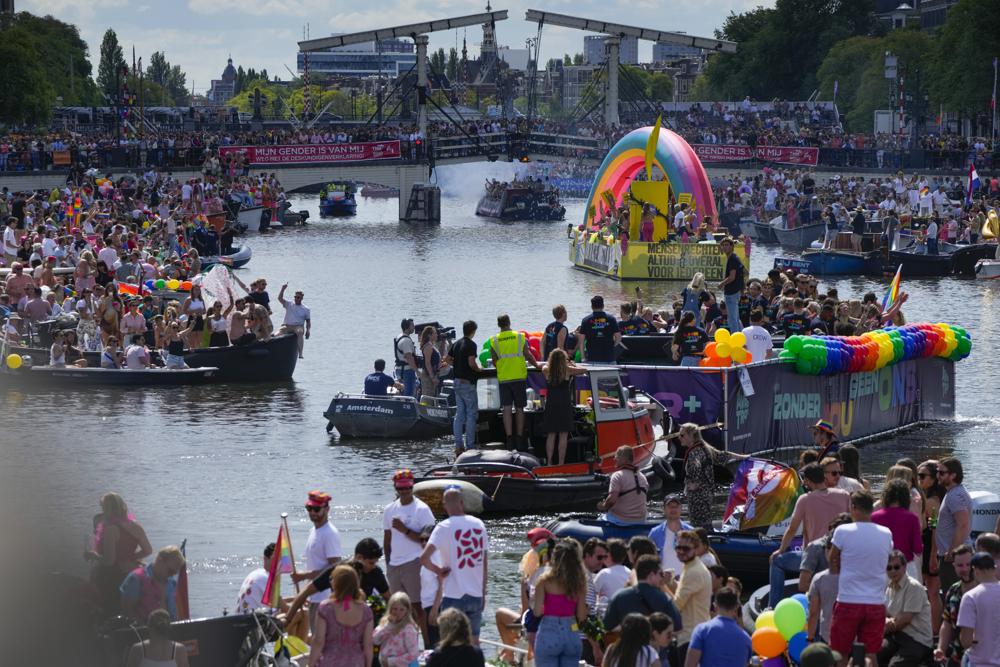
top-left (277, 284), bottom-right (311, 359)
top-left (829, 490), bottom-right (893, 667)
top-left (421, 487), bottom-right (488, 643)
top-left (742, 310), bottom-right (773, 361)
top-left (4, 217), bottom-right (19, 265)
top-left (649, 494), bottom-right (692, 574)
top-left (291, 491), bottom-right (342, 626)
top-left (235, 542), bottom-right (276, 614)
top-left (765, 185), bottom-right (779, 212)
top-left (593, 538), bottom-right (631, 616)
top-left (957, 551), bottom-right (1000, 667)
top-left (383, 470), bottom-right (435, 628)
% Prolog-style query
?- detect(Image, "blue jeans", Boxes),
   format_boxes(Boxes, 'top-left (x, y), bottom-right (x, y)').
top-left (927, 238), bottom-right (939, 255)
top-left (441, 594), bottom-right (483, 637)
top-left (534, 616), bottom-right (582, 667)
top-left (768, 550), bottom-right (802, 608)
top-left (453, 380), bottom-right (478, 451)
top-left (724, 291), bottom-right (742, 333)
top-left (398, 368), bottom-right (417, 397)
top-left (681, 355), bottom-right (700, 367)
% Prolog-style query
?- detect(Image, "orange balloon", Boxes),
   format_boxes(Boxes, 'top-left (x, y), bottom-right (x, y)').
top-left (704, 342), bottom-right (719, 358)
top-left (752, 627), bottom-right (787, 659)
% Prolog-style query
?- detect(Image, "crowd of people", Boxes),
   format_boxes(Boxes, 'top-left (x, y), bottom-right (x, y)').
top-left (0, 163), bottom-right (313, 365)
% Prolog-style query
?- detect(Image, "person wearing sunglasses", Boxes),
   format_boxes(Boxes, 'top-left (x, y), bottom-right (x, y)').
top-left (880, 549), bottom-right (934, 666)
top-left (291, 491), bottom-right (342, 628)
top-left (663, 530), bottom-right (710, 656)
top-left (934, 457), bottom-right (973, 596)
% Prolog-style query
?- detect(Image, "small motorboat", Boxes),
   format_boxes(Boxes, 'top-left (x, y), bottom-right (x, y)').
top-left (7, 365), bottom-right (218, 386)
top-left (319, 182), bottom-right (358, 216)
top-left (236, 204), bottom-right (264, 232)
top-left (772, 218), bottom-right (826, 250)
top-left (801, 232), bottom-right (885, 275)
top-left (414, 366), bottom-right (675, 516)
top-left (743, 579), bottom-right (798, 628)
top-left (887, 247), bottom-right (953, 276)
top-left (476, 185), bottom-right (566, 221)
top-left (324, 389), bottom-right (455, 439)
top-left (975, 258), bottom-right (1000, 279)
top-left (547, 513), bottom-right (779, 592)
top-left (361, 183), bottom-right (399, 198)
top-left (950, 243), bottom-right (998, 276)
top-left (202, 244), bottom-right (253, 270)
top-left (740, 216), bottom-right (777, 243)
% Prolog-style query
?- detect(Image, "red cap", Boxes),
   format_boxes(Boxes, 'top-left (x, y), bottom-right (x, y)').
top-left (527, 527), bottom-right (555, 546)
top-left (305, 490), bottom-right (331, 507)
top-left (393, 469), bottom-right (415, 489)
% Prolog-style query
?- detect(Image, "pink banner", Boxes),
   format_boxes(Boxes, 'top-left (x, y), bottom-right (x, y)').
top-left (219, 140), bottom-right (402, 165)
top-left (692, 144), bottom-right (819, 166)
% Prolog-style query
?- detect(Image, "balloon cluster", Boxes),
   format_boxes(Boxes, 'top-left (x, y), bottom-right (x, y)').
top-left (752, 595), bottom-right (810, 664)
top-left (779, 323), bottom-right (971, 375)
top-left (479, 331), bottom-right (547, 368)
top-left (700, 328), bottom-right (753, 367)
top-left (144, 279), bottom-right (194, 292)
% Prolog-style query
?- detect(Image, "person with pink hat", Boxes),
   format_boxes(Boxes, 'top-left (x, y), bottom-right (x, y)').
top-left (292, 490), bottom-right (342, 627)
top-left (382, 470), bottom-right (435, 639)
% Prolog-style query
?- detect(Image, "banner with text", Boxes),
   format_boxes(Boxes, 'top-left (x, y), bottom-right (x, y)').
top-left (617, 242), bottom-right (749, 281)
top-left (725, 357), bottom-right (955, 454)
top-left (693, 144), bottom-right (819, 166)
top-left (219, 140), bottom-right (401, 165)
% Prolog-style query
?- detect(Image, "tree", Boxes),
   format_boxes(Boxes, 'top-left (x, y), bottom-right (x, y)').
top-left (97, 28), bottom-right (126, 101)
top-left (165, 65), bottom-right (188, 105)
top-left (9, 12), bottom-right (100, 106)
top-left (563, 54), bottom-right (572, 66)
top-left (430, 47), bottom-right (446, 75)
top-left (147, 51), bottom-right (170, 87)
top-left (572, 53), bottom-right (585, 66)
top-left (928, 0), bottom-right (1000, 118)
top-left (447, 48), bottom-right (459, 81)
top-left (0, 26), bottom-right (55, 123)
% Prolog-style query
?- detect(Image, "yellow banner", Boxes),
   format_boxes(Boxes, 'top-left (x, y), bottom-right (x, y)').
top-left (618, 242), bottom-right (748, 281)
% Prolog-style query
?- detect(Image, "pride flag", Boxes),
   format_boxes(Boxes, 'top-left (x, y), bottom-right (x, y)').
top-left (262, 524), bottom-right (294, 608)
top-left (882, 264), bottom-right (902, 312)
top-left (968, 164), bottom-right (981, 204)
top-left (723, 458), bottom-right (800, 530)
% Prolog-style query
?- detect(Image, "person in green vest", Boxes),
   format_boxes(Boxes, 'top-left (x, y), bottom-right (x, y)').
top-left (490, 313), bottom-right (541, 448)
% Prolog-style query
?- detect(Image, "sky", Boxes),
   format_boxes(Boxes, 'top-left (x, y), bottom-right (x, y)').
top-left (21, 0), bottom-right (773, 96)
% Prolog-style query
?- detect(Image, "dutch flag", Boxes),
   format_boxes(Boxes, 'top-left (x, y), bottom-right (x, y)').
top-left (968, 164), bottom-right (981, 204)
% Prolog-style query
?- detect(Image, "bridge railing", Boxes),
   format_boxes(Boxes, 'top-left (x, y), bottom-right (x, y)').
top-left (430, 131), bottom-right (607, 162)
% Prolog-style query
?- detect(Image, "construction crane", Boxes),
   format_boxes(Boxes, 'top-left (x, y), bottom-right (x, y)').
top-left (524, 9), bottom-right (737, 127)
top-left (298, 10), bottom-right (509, 138)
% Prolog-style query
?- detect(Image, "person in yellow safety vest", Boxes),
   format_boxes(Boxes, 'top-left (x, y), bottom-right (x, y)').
top-left (490, 313), bottom-right (541, 448)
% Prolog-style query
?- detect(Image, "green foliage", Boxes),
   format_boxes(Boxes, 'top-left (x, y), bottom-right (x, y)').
top-left (145, 51), bottom-right (188, 105)
top-left (6, 12), bottom-right (99, 106)
top-left (447, 48), bottom-right (459, 81)
top-left (0, 25), bottom-right (55, 124)
top-left (622, 66), bottom-right (673, 102)
top-left (927, 0), bottom-right (1000, 116)
top-left (430, 48), bottom-right (446, 76)
top-left (97, 28), bottom-right (126, 101)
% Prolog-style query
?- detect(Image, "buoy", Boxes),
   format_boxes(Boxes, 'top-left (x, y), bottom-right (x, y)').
top-left (413, 478), bottom-right (486, 516)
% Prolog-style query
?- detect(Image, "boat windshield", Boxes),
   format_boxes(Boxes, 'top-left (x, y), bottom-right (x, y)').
top-left (595, 376), bottom-right (626, 410)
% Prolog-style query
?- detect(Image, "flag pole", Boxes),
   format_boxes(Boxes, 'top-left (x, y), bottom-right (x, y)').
top-left (281, 512), bottom-right (301, 593)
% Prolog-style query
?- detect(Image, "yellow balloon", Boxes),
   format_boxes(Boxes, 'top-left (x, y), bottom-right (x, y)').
top-left (730, 332), bottom-right (747, 348)
top-left (714, 328), bottom-right (732, 345)
top-left (166, 279), bottom-right (180, 290)
top-left (716, 342), bottom-right (732, 358)
top-left (142, 221), bottom-right (150, 230)
top-left (732, 347), bottom-right (749, 363)
top-left (6, 354), bottom-right (22, 369)
top-left (756, 610), bottom-right (777, 631)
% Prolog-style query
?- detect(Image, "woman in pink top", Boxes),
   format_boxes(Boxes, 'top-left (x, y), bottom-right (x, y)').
top-left (872, 479), bottom-right (923, 579)
top-left (532, 540), bottom-right (588, 667)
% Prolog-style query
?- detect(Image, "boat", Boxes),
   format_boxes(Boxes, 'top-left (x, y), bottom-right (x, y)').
top-left (6, 332), bottom-right (299, 382)
top-left (324, 390), bottom-right (455, 438)
top-left (771, 219), bottom-right (826, 250)
top-left (571, 126), bottom-right (746, 281)
top-left (5, 365), bottom-right (218, 386)
top-left (950, 242), bottom-right (998, 276)
top-left (974, 258), bottom-right (1000, 279)
top-left (546, 514), bottom-right (778, 591)
top-left (201, 244), bottom-right (253, 270)
top-left (413, 366), bottom-right (676, 516)
top-left (236, 204), bottom-right (264, 231)
top-left (887, 246), bottom-right (953, 276)
top-left (476, 183), bottom-right (566, 221)
top-left (360, 183), bottom-right (399, 198)
top-left (801, 232), bottom-right (885, 275)
top-left (318, 182), bottom-right (357, 216)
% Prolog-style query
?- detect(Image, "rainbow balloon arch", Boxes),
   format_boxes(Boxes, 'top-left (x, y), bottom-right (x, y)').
top-left (569, 125), bottom-right (747, 281)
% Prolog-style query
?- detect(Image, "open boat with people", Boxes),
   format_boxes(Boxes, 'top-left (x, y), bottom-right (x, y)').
top-left (772, 219), bottom-right (825, 250)
top-left (801, 231), bottom-right (885, 275)
top-left (318, 182), bottom-right (357, 216)
top-left (949, 242), bottom-right (998, 276)
top-left (888, 234), bottom-right (954, 276)
top-left (201, 244), bottom-right (253, 270)
top-left (413, 366), bottom-right (675, 516)
top-left (974, 258), bottom-right (1000, 279)
top-left (476, 182), bottom-right (566, 221)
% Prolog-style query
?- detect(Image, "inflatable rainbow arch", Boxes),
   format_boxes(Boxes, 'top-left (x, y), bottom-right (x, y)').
top-left (570, 125), bottom-right (743, 281)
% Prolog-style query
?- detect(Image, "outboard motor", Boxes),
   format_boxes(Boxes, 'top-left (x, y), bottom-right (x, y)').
top-left (971, 491), bottom-right (1000, 534)
top-left (258, 208), bottom-right (271, 232)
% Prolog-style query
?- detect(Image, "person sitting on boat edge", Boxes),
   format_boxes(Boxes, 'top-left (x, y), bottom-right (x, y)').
top-left (598, 446), bottom-right (649, 525)
top-left (365, 359), bottom-right (403, 396)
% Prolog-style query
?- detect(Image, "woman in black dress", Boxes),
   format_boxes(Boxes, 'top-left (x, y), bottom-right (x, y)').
top-left (542, 349), bottom-right (587, 466)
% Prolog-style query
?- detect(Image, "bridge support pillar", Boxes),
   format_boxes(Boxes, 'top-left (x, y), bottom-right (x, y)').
top-left (398, 164), bottom-right (438, 222)
top-left (414, 34), bottom-right (429, 142)
top-left (605, 36), bottom-right (620, 129)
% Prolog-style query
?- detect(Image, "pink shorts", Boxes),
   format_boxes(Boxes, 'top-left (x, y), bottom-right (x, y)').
top-left (830, 601), bottom-right (885, 655)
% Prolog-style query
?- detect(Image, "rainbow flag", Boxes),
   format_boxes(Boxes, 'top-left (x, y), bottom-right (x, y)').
top-left (262, 524), bottom-right (294, 607)
top-left (882, 264), bottom-right (902, 312)
top-left (723, 458), bottom-right (801, 530)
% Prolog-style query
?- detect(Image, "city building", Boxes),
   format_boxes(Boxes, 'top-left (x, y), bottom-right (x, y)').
top-left (584, 34), bottom-right (638, 65)
top-left (207, 57), bottom-right (237, 105)
top-left (298, 37), bottom-right (417, 78)
top-left (873, 0), bottom-right (959, 30)
top-left (919, 0), bottom-right (958, 28)
top-left (653, 39), bottom-right (702, 63)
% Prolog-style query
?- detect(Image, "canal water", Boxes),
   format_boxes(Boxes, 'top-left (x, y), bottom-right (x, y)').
top-left (0, 162), bottom-right (997, 633)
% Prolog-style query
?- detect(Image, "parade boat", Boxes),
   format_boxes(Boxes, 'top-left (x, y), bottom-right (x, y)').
top-left (739, 215), bottom-right (778, 243)
top-left (974, 258), bottom-right (1000, 279)
top-left (318, 182), bottom-right (357, 216)
top-left (888, 235), bottom-right (954, 276)
top-left (476, 182), bottom-right (566, 221)
top-left (4, 365), bottom-right (218, 386)
top-left (6, 332), bottom-right (299, 383)
top-left (413, 366), bottom-right (676, 516)
top-left (201, 244), bottom-right (253, 270)
top-left (360, 183), bottom-right (400, 198)
top-left (569, 125), bottom-right (748, 281)
top-left (801, 232), bottom-right (885, 276)
top-left (324, 389), bottom-right (455, 439)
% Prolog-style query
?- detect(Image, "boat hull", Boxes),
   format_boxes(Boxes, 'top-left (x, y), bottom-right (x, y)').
top-left (546, 514), bottom-right (774, 590)
top-left (324, 394), bottom-right (453, 438)
top-left (951, 243), bottom-right (997, 276)
top-left (802, 249), bottom-right (883, 275)
top-left (202, 245), bottom-right (252, 269)
top-left (772, 222), bottom-right (825, 250)
top-left (975, 259), bottom-right (1000, 279)
top-left (236, 205), bottom-right (263, 230)
top-left (319, 198), bottom-right (358, 216)
top-left (9, 366), bottom-right (218, 386)
top-left (887, 250), bottom-right (953, 276)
